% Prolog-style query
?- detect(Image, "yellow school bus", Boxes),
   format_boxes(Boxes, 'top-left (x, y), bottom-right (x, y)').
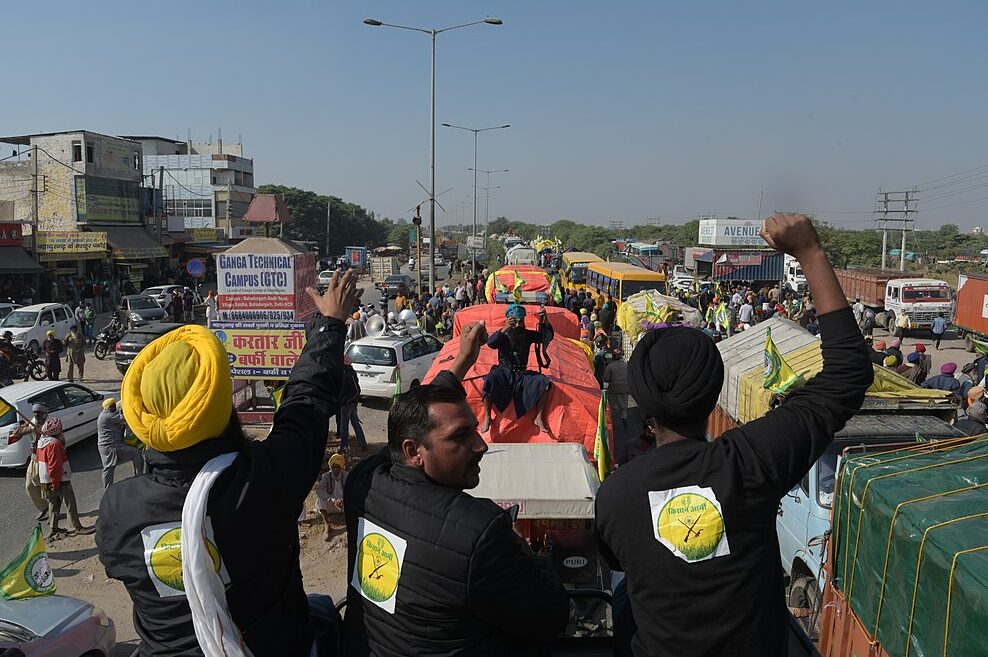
top-left (560, 252), bottom-right (604, 292)
top-left (586, 261), bottom-right (667, 307)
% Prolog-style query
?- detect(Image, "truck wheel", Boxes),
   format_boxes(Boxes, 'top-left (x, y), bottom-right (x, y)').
top-left (965, 333), bottom-right (975, 353)
top-left (885, 311), bottom-right (896, 332)
top-left (788, 575), bottom-right (821, 641)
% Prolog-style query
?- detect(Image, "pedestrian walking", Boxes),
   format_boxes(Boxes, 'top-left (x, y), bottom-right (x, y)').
top-left (603, 348), bottom-right (629, 428)
top-left (97, 398), bottom-right (143, 490)
top-left (74, 303), bottom-right (86, 336)
top-left (9, 403), bottom-right (52, 521)
top-left (182, 287), bottom-right (195, 322)
top-left (165, 289), bottom-right (184, 323)
top-left (37, 417), bottom-right (94, 540)
top-left (64, 325), bottom-right (86, 382)
top-left (336, 356), bottom-right (368, 452)
top-left (42, 331), bottom-right (62, 380)
top-left (84, 303), bottom-right (96, 342)
top-left (932, 312), bottom-right (948, 349)
top-left (204, 290), bottom-right (218, 323)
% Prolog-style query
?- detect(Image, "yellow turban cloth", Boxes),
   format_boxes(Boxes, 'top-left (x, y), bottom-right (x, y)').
top-left (122, 325), bottom-right (233, 452)
top-left (329, 453), bottom-right (346, 469)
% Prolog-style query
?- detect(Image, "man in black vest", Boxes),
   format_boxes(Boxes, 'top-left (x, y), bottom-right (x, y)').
top-left (343, 321), bottom-right (570, 656)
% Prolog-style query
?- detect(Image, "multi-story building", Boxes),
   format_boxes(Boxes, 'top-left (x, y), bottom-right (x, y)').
top-left (124, 136), bottom-right (257, 240)
top-left (0, 130), bottom-right (166, 290)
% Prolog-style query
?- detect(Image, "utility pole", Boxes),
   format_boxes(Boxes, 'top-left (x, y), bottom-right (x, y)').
top-left (158, 166), bottom-right (165, 243)
top-left (874, 190), bottom-right (915, 271)
top-left (30, 143), bottom-right (41, 268)
top-left (323, 197), bottom-right (333, 260)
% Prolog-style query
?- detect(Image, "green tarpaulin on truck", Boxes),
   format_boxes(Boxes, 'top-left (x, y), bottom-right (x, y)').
top-left (832, 436), bottom-right (988, 657)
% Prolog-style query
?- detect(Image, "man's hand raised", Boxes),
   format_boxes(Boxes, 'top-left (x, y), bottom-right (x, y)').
top-left (450, 321), bottom-right (488, 381)
top-left (759, 213), bottom-right (823, 261)
top-left (305, 270), bottom-right (361, 323)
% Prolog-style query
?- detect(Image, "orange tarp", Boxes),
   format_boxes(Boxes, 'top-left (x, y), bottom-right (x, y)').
top-left (452, 304), bottom-right (580, 340)
top-left (484, 266), bottom-right (552, 303)
top-left (426, 305), bottom-right (612, 458)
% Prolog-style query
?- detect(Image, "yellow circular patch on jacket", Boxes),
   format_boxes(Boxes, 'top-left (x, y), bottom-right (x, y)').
top-left (149, 527), bottom-right (221, 592)
top-left (357, 533), bottom-right (401, 603)
top-left (657, 492), bottom-right (725, 562)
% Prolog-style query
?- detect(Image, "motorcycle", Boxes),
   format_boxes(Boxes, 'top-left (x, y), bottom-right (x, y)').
top-left (94, 319), bottom-right (126, 360)
top-left (9, 348), bottom-right (46, 382)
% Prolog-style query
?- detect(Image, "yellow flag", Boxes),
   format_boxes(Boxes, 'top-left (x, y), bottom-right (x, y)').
top-left (0, 397), bottom-right (11, 419)
top-left (763, 327), bottom-right (802, 393)
top-left (643, 294), bottom-right (658, 317)
top-left (493, 273), bottom-right (508, 294)
top-left (512, 270), bottom-right (527, 302)
top-left (594, 387), bottom-right (612, 481)
top-left (1, 526), bottom-right (56, 600)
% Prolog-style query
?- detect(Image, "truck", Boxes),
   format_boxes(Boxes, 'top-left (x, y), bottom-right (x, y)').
top-left (344, 245), bottom-right (367, 271)
top-left (706, 318), bottom-right (961, 639)
top-left (505, 244), bottom-right (538, 266)
top-left (784, 254), bottom-right (807, 294)
top-left (818, 436), bottom-right (988, 657)
top-left (834, 268), bottom-right (954, 331)
top-left (711, 249), bottom-right (784, 286)
top-left (953, 272), bottom-right (988, 351)
top-left (369, 256), bottom-right (400, 285)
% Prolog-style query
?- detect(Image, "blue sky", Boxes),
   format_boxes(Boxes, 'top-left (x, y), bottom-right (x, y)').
top-left (3, 1), bottom-right (987, 230)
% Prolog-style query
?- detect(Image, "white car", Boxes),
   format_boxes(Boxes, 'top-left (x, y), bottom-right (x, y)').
top-left (0, 303), bottom-right (75, 352)
top-left (0, 381), bottom-right (111, 468)
top-left (0, 302), bottom-right (22, 320)
top-left (141, 285), bottom-right (184, 307)
top-left (346, 331), bottom-right (444, 399)
top-left (434, 254), bottom-right (446, 267)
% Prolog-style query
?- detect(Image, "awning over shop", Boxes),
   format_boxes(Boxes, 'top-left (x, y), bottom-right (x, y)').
top-left (184, 242), bottom-right (229, 254)
top-left (161, 232), bottom-right (190, 246)
top-left (104, 226), bottom-right (168, 260)
top-left (0, 247), bottom-right (44, 273)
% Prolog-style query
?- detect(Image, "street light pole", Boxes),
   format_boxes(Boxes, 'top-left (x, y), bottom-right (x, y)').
top-left (363, 16), bottom-right (502, 293)
top-left (442, 124), bottom-right (510, 276)
top-left (469, 168), bottom-right (508, 262)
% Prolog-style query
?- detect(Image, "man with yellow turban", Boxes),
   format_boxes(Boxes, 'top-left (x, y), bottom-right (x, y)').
top-left (96, 269), bottom-right (361, 657)
top-left (96, 397), bottom-right (142, 490)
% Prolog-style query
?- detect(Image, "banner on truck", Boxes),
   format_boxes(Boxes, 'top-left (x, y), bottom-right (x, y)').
top-left (210, 321), bottom-right (307, 379)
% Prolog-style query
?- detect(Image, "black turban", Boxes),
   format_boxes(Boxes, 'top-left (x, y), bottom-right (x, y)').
top-left (629, 327), bottom-right (725, 430)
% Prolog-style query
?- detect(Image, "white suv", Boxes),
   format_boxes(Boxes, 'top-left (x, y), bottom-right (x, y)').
top-left (345, 331), bottom-right (444, 399)
top-left (0, 303), bottom-right (75, 351)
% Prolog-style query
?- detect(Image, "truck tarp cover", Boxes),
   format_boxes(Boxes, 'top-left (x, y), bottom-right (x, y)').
top-left (832, 437), bottom-right (988, 657)
top-left (616, 290), bottom-right (704, 347)
top-left (467, 443), bottom-right (599, 519)
top-left (425, 304), bottom-right (610, 457)
top-left (484, 266), bottom-right (552, 303)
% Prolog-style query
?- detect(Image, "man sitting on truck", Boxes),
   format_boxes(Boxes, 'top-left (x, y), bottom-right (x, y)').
top-left (595, 214), bottom-right (873, 657)
top-left (481, 304), bottom-right (554, 434)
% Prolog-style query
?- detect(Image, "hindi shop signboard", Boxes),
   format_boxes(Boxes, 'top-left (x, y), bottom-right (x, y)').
top-left (698, 219), bottom-right (769, 248)
top-left (216, 251), bottom-right (316, 321)
top-left (211, 321), bottom-right (307, 379)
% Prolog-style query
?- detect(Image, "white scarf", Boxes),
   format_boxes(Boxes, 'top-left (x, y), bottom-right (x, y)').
top-left (181, 452), bottom-right (253, 657)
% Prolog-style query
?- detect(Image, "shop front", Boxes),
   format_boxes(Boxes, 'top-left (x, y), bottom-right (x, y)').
top-left (34, 230), bottom-right (109, 302)
top-left (0, 223), bottom-right (44, 303)
top-left (103, 225), bottom-right (169, 293)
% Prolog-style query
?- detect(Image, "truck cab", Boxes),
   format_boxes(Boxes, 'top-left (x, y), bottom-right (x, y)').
top-left (777, 414), bottom-right (963, 638)
top-left (882, 278), bottom-right (953, 330)
top-left (784, 256), bottom-right (807, 294)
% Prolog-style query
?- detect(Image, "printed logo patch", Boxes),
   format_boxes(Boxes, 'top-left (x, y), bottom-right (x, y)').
top-left (352, 517), bottom-right (407, 614)
top-left (141, 520), bottom-right (228, 598)
top-left (648, 486), bottom-right (731, 563)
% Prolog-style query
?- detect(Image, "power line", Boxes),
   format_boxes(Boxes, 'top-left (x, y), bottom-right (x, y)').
top-left (912, 163), bottom-right (988, 188)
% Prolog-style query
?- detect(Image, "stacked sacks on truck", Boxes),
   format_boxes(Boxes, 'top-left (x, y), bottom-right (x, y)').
top-left (424, 305), bottom-right (611, 461)
top-left (615, 290), bottom-right (704, 357)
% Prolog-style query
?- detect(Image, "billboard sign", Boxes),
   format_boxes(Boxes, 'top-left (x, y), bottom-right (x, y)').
top-left (698, 219), bottom-right (768, 248)
top-left (35, 231), bottom-right (107, 261)
top-left (75, 177), bottom-right (142, 224)
top-left (0, 223), bottom-right (24, 246)
top-left (210, 321), bottom-right (307, 379)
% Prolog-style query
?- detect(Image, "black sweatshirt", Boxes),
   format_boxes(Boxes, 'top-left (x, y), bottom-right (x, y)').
top-left (97, 315), bottom-right (344, 657)
top-left (595, 308), bottom-right (872, 657)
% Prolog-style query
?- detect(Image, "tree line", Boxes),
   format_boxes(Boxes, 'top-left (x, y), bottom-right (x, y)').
top-left (259, 184), bottom-right (988, 273)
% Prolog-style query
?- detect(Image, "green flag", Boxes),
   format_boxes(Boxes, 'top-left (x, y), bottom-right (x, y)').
top-left (493, 273), bottom-right (508, 294)
top-left (594, 387), bottom-right (613, 481)
top-left (1, 526), bottom-right (56, 600)
top-left (973, 338), bottom-right (988, 356)
top-left (393, 366), bottom-right (402, 400)
top-left (512, 270), bottom-right (527, 303)
top-left (763, 327), bottom-right (803, 393)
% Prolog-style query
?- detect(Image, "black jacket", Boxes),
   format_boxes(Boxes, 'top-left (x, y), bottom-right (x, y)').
top-left (343, 372), bottom-right (569, 657)
top-left (97, 314), bottom-right (345, 656)
top-left (595, 308), bottom-right (872, 657)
